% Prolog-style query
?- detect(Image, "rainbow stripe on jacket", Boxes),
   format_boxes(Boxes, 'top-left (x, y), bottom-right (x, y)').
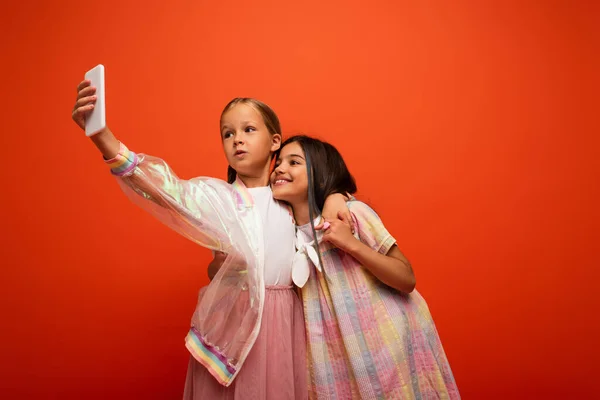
top-left (104, 142), bottom-right (138, 177)
top-left (185, 327), bottom-right (235, 384)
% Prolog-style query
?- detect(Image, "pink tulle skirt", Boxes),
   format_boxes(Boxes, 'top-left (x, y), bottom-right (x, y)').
top-left (183, 285), bottom-right (307, 399)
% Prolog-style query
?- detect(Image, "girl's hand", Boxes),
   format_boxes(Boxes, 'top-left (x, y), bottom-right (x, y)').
top-left (208, 251), bottom-right (227, 280)
top-left (72, 80), bottom-right (97, 130)
top-left (321, 217), bottom-right (359, 253)
top-left (318, 193), bottom-right (354, 233)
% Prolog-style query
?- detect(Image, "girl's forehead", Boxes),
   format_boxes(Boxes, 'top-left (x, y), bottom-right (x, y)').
top-left (281, 142), bottom-right (304, 156)
top-left (221, 103), bottom-right (261, 124)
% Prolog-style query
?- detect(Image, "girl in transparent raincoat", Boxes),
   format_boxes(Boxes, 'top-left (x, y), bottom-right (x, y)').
top-left (72, 79), bottom-right (350, 399)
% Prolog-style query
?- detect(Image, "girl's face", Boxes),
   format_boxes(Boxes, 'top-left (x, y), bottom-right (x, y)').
top-left (220, 104), bottom-right (281, 178)
top-left (271, 142), bottom-right (309, 204)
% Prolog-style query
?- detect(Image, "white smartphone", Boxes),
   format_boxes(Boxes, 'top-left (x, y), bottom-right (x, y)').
top-left (84, 64), bottom-right (106, 137)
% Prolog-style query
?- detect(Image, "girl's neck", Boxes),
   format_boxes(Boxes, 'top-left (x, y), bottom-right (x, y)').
top-left (290, 201), bottom-right (311, 226)
top-left (238, 175), bottom-right (269, 188)
top-left (237, 162), bottom-right (272, 188)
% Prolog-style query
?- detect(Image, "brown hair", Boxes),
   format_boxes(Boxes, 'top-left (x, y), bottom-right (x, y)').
top-left (220, 98), bottom-right (282, 183)
top-left (274, 135), bottom-right (357, 270)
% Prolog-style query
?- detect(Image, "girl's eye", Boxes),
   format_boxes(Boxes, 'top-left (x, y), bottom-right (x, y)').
top-left (245, 126), bottom-right (256, 133)
top-left (290, 160), bottom-right (300, 165)
top-left (223, 131), bottom-right (233, 139)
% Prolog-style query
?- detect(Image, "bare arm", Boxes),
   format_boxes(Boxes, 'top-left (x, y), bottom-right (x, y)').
top-left (318, 193), bottom-right (355, 233)
top-left (90, 128), bottom-right (120, 159)
top-left (322, 219), bottom-right (416, 293)
top-left (344, 239), bottom-right (415, 293)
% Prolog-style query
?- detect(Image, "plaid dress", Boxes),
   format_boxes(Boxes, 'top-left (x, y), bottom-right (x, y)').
top-left (298, 201), bottom-right (460, 400)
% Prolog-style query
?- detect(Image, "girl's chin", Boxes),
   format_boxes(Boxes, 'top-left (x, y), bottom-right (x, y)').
top-left (271, 189), bottom-right (292, 202)
top-left (271, 193), bottom-right (287, 201)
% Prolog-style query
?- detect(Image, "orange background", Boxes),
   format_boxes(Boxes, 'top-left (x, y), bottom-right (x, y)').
top-left (1, 1), bottom-right (598, 398)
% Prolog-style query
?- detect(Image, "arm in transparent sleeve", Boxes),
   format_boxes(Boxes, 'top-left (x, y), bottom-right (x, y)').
top-left (114, 152), bottom-right (239, 252)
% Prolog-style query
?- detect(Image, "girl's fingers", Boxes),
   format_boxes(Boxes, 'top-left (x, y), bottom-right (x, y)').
top-left (72, 104), bottom-right (94, 120)
top-left (72, 81), bottom-right (95, 129)
top-left (347, 217), bottom-right (355, 234)
top-left (314, 220), bottom-right (324, 230)
top-left (77, 79), bottom-right (91, 92)
top-left (75, 95), bottom-right (97, 109)
top-left (339, 210), bottom-right (355, 234)
top-left (77, 86), bottom-right (96, 99)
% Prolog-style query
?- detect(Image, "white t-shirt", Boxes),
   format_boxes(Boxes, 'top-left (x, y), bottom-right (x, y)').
top-left (247, 186), bottom-right (295, 286)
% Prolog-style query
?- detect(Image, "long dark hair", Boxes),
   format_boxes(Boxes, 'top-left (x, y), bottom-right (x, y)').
top-left (275, 135), bottom-right (357, 267)
top-left (220, 98), bottom-right (282, 183)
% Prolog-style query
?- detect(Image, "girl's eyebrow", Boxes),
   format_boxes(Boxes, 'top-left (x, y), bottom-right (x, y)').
top-left (287, 153), bottom-right (305, 160)
top-left (220, 121), bottom-right (257, 131)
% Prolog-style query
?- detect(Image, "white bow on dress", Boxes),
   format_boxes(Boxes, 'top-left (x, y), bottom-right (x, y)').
top-left (291, 226), bottom-right (323, 288)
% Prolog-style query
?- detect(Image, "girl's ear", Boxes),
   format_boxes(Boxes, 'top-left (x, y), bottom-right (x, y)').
top-left (270, 133), bottom-right (282, 152)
